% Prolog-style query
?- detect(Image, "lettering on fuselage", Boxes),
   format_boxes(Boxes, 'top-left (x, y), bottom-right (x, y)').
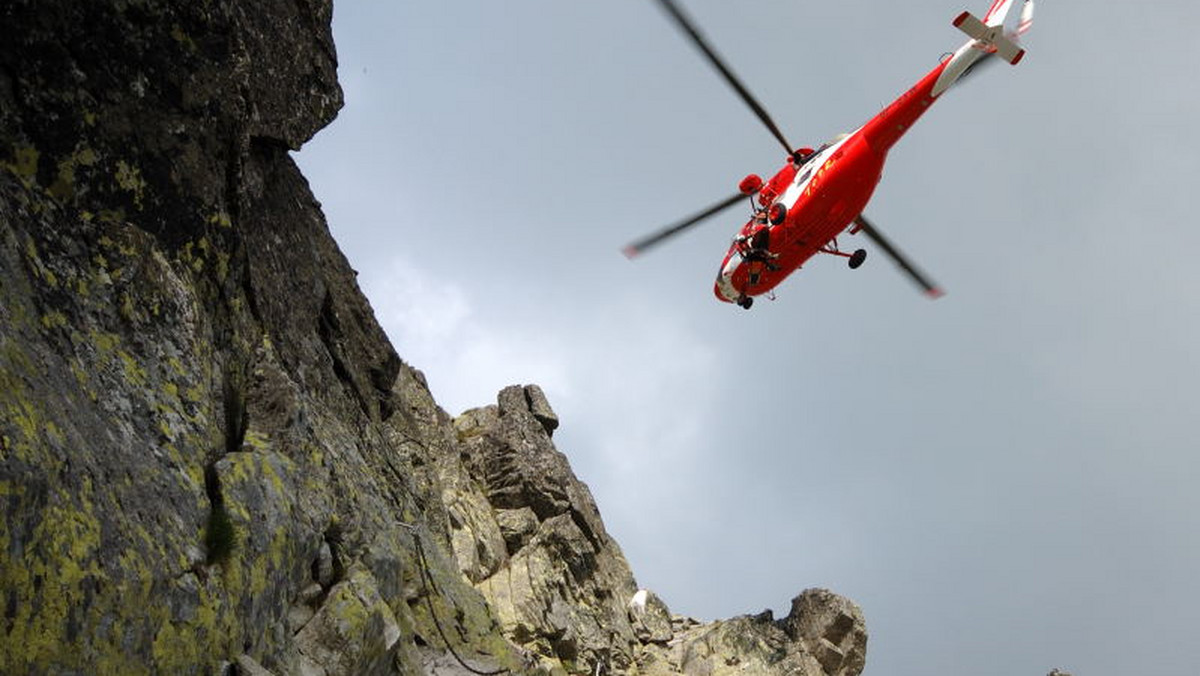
top-left (783, 133), bottom-right (856, 210)
top-left (777, 137), bottom-right (854, 248)
top-left (806, 158), bottom-right (835, 198)
top-left (802, 154), bottom-right (838, 198)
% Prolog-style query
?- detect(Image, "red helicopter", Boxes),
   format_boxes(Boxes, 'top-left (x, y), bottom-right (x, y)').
top-left (623, 0), bottom-right (1036, 308)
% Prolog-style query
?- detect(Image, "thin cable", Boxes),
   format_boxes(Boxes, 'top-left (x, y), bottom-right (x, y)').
top-left (402, 522), bottom-right (509, 676)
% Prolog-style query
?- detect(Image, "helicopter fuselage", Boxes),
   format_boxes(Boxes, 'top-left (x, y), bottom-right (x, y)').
top-left (714, 59), bottom-right (953, 304)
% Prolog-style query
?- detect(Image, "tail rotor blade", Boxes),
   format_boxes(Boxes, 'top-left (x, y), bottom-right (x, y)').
top-left (623, 192), bottom-right (746, 258)
top-left (854, 215), bottom-right (944, 298)
top-left (653, 0), bottom-right (794, 156)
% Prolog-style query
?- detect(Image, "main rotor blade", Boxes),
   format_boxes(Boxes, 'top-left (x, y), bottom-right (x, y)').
top-left (623, 192), bottom-right (746, 258)
top-left (654, 0), bottom-right (793, 156)
top-left (854, 215), bottom-right (944, 298)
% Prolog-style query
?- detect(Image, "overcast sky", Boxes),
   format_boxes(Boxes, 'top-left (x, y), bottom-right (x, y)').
top-left (294, 2), bottom-right (1200, 674)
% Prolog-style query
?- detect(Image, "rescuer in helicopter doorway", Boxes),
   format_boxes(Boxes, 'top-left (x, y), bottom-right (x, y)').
top-left (738, 210), bottom-right (779, 286)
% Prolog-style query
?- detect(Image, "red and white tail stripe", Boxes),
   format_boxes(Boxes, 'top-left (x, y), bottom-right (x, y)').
top-left (983, 0), bottom-right (1035, 35)
top-left (1016, 0), bottom-right (1035, 37)
top-left (982, 0), bottom-right (1018, 26)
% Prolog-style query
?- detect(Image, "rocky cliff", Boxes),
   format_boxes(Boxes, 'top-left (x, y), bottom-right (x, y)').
top-left (0, 1), bottom-right (867, 674)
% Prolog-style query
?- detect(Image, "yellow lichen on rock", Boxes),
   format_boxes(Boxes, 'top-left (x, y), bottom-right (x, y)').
top-left (3, 144), bottom-right (40, 187)
top-left (0, 489), bottom-right (102, 672)
top-left (113, 160), bottom-right (147, 209)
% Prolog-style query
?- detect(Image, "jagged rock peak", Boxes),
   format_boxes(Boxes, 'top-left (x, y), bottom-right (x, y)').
top-left (452, 386), bottom-right (869, 675)
top-left (635, 588), bottom-right (867, 676)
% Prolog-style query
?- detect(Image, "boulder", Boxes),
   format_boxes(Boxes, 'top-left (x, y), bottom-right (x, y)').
top-left (293, 566), bottom-right (402, 676)
top-left (782, 588), bottom-right (868, 676)
top-left (629, 589), bottom-right (674, 644)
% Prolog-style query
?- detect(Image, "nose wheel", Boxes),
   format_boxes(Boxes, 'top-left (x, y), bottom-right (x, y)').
top-left (737, 296), bottom-right (754, 309)
top-left (849, 248), bottom-right (867, 269)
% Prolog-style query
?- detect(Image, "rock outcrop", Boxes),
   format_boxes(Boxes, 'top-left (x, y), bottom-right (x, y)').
top-left (0, 1), bottom-right (866, 674)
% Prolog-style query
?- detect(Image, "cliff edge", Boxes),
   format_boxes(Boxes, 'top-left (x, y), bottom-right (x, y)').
top-left (0, 1), bottom-right (865, 673)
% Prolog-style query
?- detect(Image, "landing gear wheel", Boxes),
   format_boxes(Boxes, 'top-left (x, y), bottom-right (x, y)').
top-left (848, 248), bottom-right (867, 269)
top-left (737, 296), bottom-right (754, 309)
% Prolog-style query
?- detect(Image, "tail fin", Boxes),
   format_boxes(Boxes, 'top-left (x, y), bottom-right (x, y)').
top-left (932, 0), bottom-right (1034, 95)
top-left (952, 0), bottom-right (1028, 65)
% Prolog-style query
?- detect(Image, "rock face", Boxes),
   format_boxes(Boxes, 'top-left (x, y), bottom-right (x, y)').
top-left (0, 1), bottom-right (866, 674)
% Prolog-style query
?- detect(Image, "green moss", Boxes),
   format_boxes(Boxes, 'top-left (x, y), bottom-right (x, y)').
top-left (183, 384), bottom-right (204, 404)
top-left (68, 357), bottom-right (98, 402)
top-left (179, 240), bottom-right (206, 273)
top-left (41, 311), bottom-right (69, 330)
top-left (248, 553), bottom-right (269, 596)
top-left (216, 250), bottom-right (230, 282)
top-left (4, 144), bottom-right (40, 187)
top-left (98, 208), bottom-right (125, 224)
top-left (119, 292), bottom-right (136, 321)
top-left (69, 359), bottom-right (88, 384)
top-left (261, 457), bottom-right (286, 497)
top-left (156, 418), bottom-right (174, 441)
top-left (0, 369), bottom-right (61, 466)
top-left (95, 645), bottom-right (151, 676)
top-left (19, 235), bottom-right (60, 288)
top-left (48, 146), bottom-right (99, 201)
top-left (208, 211), bottom-right (233, 229)
top-left (220, 550), bottom-right (245, 592)
top-left (241, 429), bottom-right (270, 451)
top-left (169, 24), bottom-right (198, 53)
top-left (0, 487), bottom-right (102, 672)
top-left (331, 572), bottom-right (371, 630)
top-left (150, 617), bottom-right (197, 671)
top-left (117, 350), bottom-right (148, 387)
top-left (114, 160), bottom-right (147, 208)
top-left (92, 330), bottom-right (119, 354)
top-left (184, 463), bottom-right (205, 490)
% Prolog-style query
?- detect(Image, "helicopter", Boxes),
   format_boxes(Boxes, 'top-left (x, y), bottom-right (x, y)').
top-left (623, 0), bottom-right (1036, 308)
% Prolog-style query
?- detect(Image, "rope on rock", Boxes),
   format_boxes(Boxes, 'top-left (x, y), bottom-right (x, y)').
top-left (399, 521), bottom-right (509, 676)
